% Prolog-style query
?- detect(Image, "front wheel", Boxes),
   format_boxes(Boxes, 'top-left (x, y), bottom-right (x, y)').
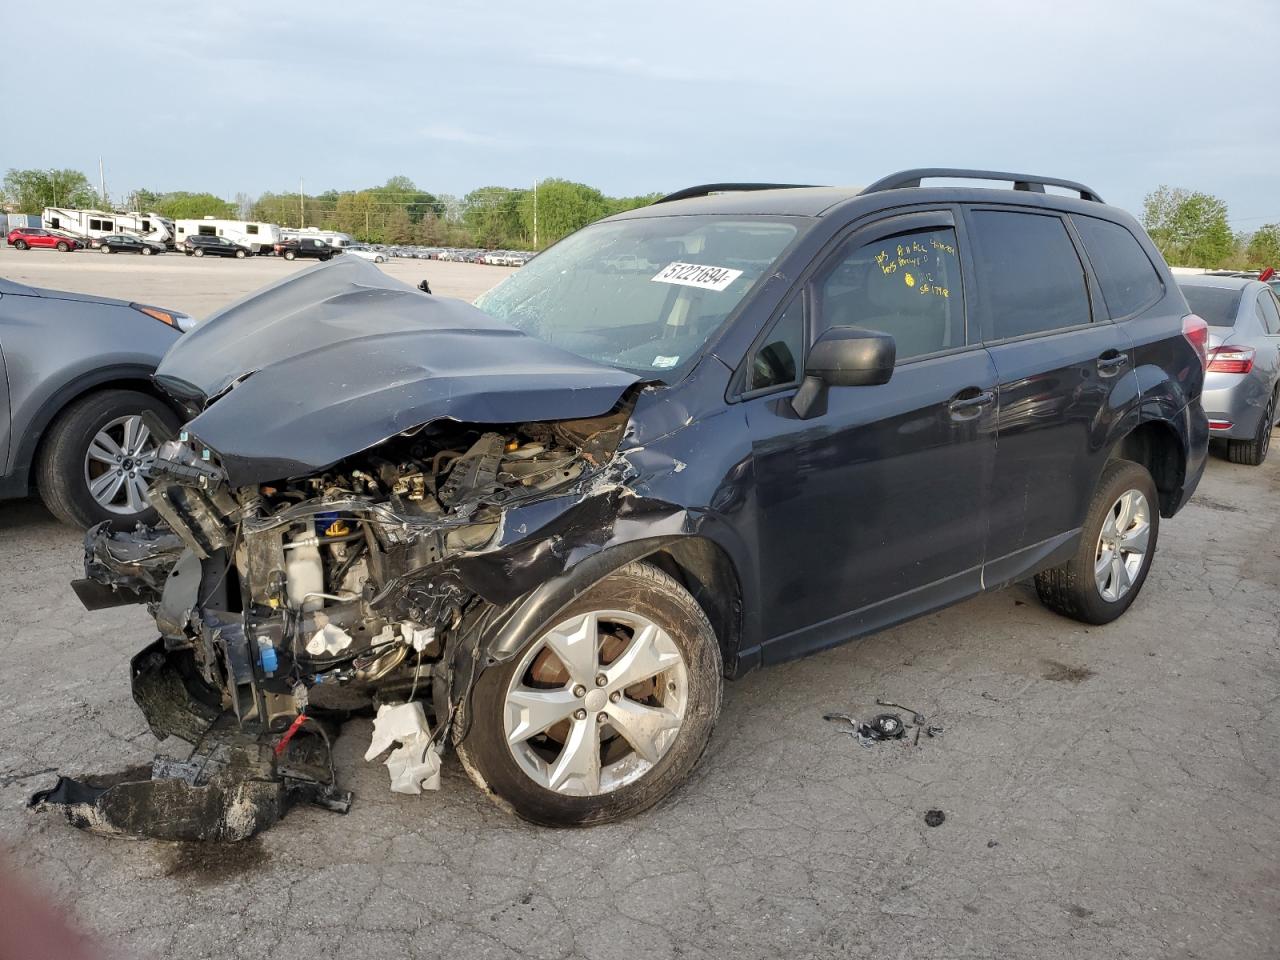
top-left (235, 249), bottom-right (246, 259)
top-left (100, 245), bottom-right (112, 254)
top-left (1226, 392), bottom-right (1275, 466)
top-left (284, 250), bottom-right (296, 260)
top-left (14, 240), bottom-right (28, 250)
top-left (456, 562), bottom-right (723, 826)
top-left (1035, 459), bottom-right (1160, 625)
top-left (56, 241), bottom-right (69, 252)
top-left (193, 248), bottom-right (204, 257)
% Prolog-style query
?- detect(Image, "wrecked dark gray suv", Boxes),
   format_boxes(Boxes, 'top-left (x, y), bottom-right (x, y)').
top-left (37, 169), bottom-right (1208, 838)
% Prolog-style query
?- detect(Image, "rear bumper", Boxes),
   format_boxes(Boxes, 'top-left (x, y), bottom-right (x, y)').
top-left (1202, 375), bottom-right (1269, 439)
top-left (1171, 397), bottom-right (1209, 515)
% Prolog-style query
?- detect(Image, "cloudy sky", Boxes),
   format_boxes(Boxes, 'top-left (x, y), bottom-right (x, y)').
top-left (7, 1), bottom-right (1278, 224)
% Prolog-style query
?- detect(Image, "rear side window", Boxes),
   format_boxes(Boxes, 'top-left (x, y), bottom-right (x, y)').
top-left (968, 211), bottom-right (1091, 340)
top-left (1256, 291), bottom-right (1280, 334)
top-left (1072, 215), bottom-right (1163, 318)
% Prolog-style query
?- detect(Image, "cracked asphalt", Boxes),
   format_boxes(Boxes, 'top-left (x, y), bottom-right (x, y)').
top-left (1, 250), bottom-right (1277, 959)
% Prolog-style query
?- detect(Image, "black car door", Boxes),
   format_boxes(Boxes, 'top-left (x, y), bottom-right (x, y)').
top-left (964, 207), bottom-right (1132, 586)
top-left (742, 209), bottom-right (998, 662)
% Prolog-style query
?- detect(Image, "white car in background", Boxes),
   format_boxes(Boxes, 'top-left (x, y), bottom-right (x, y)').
top-left (345, 245), bottom-right (389, 263)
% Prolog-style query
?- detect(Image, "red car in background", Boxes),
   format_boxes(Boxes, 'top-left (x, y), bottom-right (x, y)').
top-left (6, 227), bottom-right (81, 252)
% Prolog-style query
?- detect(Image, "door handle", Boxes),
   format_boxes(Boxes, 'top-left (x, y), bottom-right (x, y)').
top-left (1097, 352), bottom-right (1129, 374)
top-left (948, 389), bottom-right (995, 416)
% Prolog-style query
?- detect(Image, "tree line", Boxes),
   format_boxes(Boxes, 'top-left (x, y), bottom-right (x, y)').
top-left (1, 168), bottom-right (658, 250)
top-left (5, 167), bottom-right (1278, 265)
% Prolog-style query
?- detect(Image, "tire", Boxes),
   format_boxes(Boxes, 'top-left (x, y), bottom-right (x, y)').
top-left (375, 255), bottom-right (385, 263)
top-left (1226, 392), bottom-right (1275, 466)
top-left (235, 249), bottom-right (246, 259)
top-left (100, 245), bottom-right (112, 254)
top-left (193, 248), bottom-right (204, 258)
top-left (14, 240), bottom-right (27, 250)
top-left (35, 389), bottom-right (180, 528)
top-left (56, 241), bottom-right (69, 252)
top-left (1035, 459), bottom-right (1160, 625)
top-left (141, 246), bottom-right (153, 256)
top-left (284, 250), bottom-right (296, 261)
top-left (456, 561), bottom-right (723, 826)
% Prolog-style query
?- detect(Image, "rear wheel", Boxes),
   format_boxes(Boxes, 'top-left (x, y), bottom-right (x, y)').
top-left (456, 562), bottom-right (723, 826)
top-left (1035, 460), bottom-right (1160, 625)
top-left (35, 390), bottom-right (179, 528)
top-left (1226, 392), bottom-right (1275, 466)
top-left (56, 241), bottom-right (69, 252)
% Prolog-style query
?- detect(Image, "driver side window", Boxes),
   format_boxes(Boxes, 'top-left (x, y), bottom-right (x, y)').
top-left (815, 226), bottom-right (963, 362)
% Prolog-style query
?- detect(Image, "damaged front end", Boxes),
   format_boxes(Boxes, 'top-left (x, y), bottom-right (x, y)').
top-left (36, 401), bottom-right (638, 840)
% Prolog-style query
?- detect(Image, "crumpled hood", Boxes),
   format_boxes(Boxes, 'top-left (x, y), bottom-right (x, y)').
top-left (157, 258), bottom-right (640, 486)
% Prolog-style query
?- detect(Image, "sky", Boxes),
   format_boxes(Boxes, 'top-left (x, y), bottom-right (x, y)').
top-left (5, 0), bottom-right (1278, 226)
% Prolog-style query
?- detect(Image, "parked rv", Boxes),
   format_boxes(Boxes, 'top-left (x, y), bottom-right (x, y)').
top-left (42, 208), bottom-right (172, 246)
top-left (173, 218), bottom-right (282, 254)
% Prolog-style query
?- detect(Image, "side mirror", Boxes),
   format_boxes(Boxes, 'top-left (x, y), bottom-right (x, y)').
top-left (792, 326), bottom-right (895, 420)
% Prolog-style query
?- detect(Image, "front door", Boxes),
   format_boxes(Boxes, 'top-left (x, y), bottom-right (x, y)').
top-left (743, 210), bottom-right (998, 663)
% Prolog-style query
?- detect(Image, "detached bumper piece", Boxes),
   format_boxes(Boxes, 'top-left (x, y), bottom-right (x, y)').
top-left (29, 641), bottom-right (350, 842)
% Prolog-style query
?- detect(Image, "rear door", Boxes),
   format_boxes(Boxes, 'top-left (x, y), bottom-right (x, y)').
top-left (966, 207), bottom-right (1132, 585)
top-left (745, 209), bottom-right (998, 659)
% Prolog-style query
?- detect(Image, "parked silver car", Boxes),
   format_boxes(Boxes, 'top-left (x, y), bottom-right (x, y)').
top-left (1178, 276), bottom-right (1280, 464)
top-left (0, 277), bottom-right (194, 525)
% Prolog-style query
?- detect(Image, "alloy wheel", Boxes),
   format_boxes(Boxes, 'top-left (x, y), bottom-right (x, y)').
top-left (83, 415), bottom-right (158, 515)
top-left (503, 609), bottom-right (689, 797)
top-left (1094, 489), bottom-right (1150, 602)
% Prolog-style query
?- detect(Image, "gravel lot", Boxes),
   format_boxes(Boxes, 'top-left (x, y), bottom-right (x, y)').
top-left (1, 247), bottom-right (1277, 959)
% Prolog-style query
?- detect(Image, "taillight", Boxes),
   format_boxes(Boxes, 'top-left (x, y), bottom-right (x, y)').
top-left (1182, 314), bottom-right (1208, 369)
top-left (1206, 345), bottom-right (1255, 374)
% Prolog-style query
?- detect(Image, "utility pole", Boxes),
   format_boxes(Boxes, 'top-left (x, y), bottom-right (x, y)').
top-left (533, 178), bottom-right (538, 248)
top-left (300, 177), bottom-right (305, 227)
top-left (99, 158), bottom-right (107, 209)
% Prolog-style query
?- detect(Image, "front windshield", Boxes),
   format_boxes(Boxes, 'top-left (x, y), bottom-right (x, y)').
top-left (474, 214), bottom-right (801, 375)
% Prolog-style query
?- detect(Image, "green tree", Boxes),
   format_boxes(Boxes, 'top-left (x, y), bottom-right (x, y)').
top-left (463, 186), bottom-right (527, 248)
top-left (155, 192), bottom-right (236, 219)
top-left (334, 191), bottom-right (378, 240)
top-left (3, 168), bottom-right (99, 212)
top-left (384, 205), bottom-right (414, 244)
top-left (1245, 224), bottom-right (1280, 269)
top-left (1142, 186), bottom-right (1234, 267)
top-left (520, 179), bottom-right (609, 247)
top-left (371, 176), bottom-right (439, 223)
top-left (131, 188), bottom-right (164, 211)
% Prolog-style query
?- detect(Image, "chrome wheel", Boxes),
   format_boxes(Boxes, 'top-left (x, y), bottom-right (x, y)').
top-left (83, 415), bottom-right (157, 515)
top-left (504, 610), bottom-right (689, 797)
top-left (1094, 489), bottom-right (1150, 602)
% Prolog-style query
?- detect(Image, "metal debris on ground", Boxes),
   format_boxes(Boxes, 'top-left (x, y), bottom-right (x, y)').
top-left (824, 698), bottom-right (942, 748)
top-left (924, 809), bottom-right (946, 827)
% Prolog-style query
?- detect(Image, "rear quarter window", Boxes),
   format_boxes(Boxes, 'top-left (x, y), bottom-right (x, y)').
top-left (968, 210), bottom-right (1092, 340)
top-left (1072, 215), bottom-right (1163, 318)
top-left (1179, 285), bottom-right (1243, 328)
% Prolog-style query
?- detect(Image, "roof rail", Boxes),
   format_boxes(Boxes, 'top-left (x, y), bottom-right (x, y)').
top-left (654, 182), bottom-right (820, 204)
top-left (860, 168), bottom-right (1104, 203)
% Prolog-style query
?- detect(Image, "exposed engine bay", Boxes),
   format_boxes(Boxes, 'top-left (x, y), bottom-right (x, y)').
top-left (33, 407), bottom-right (633, 840)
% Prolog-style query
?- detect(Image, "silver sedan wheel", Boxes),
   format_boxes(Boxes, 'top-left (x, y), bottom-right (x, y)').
top-left (83, 415), bottom-right (157, 515)
top-left (1094, 489), bottom-right (1150, 602)
top-left (504, 609), bottom-right (689, 797)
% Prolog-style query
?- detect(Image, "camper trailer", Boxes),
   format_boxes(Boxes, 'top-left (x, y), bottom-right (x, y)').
top-left (173, 218), bottom-right (283, 254)
top-left (42, 208), bottom-right (173, 245)
top-left (280, 227), bottom-right (354, 250)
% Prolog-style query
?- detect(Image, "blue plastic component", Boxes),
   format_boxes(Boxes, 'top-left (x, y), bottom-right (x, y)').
top-left (315, 511), bottom-right (339, 534)
top-left (259, 643), bottom-right (278, 674)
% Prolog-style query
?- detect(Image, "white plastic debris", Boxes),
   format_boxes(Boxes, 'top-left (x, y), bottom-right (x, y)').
top-left (401, 622), bottom-right (437, 652)
top-left (364, 702), bottom-right (442, 794)
top-left (306, 621), bottom-right (353, 656)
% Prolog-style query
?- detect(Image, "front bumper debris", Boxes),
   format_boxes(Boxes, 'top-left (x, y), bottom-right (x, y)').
top-left (29, 641), bottom-right (350, 842)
